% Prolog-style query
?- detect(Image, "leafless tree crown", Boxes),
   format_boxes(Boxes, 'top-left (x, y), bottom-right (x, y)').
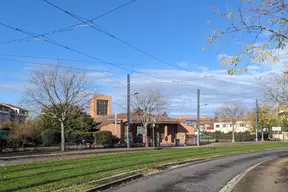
top-left (132, 88), bottom-right (167, 126)
top-left (259, 71), bottom-right (288, 106)
top-left (217, 101), bottom-right (247, 122)
top-left (23, 66), bottom-right (95, 121)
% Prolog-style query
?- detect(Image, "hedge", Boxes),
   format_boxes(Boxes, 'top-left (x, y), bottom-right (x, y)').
top-left (41, 129), bottom-right (61, 146)
top-left (93, 131), bottom-right (113, 145)
top-left (66, 131), bottom-right (93, 145)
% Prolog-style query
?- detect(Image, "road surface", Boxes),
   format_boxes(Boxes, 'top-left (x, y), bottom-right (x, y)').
top-left (233, 156), bottom-right (288, 192)
top-left (106, 149), bottom-right (288, 192)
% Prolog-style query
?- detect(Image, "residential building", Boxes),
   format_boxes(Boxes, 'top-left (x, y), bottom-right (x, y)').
top-left (95, 112), bottom-right (195, 146)
top-left (213, 117), bottom-right (251, 133)
top-left (89, 95), bottom-right (112, 119)
top-left (176, 116), bottom-right (214, 133)
top-left (0, 103), bottom-right (29, 123)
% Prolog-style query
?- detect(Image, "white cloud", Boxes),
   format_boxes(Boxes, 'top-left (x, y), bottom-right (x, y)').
top-left (2, 52), bottom-right (287, 118)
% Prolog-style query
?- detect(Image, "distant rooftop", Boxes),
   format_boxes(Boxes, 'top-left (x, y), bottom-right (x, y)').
top-left (0, 103), bottom-right (29, 112)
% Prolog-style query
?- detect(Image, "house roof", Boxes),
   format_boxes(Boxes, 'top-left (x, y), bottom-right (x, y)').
top-left (215, 117), bottom-right (249, 122)
top-left (95, 112), bottom-right (180, 127)
top-left (0, 103), bottom-right (29, 112)
top-left (176, 116), bottom-right (214, 121)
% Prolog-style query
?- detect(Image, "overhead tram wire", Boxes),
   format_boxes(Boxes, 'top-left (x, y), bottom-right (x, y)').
top-left (1, 0), bottom-right (255, 94)
top-left (0, 53), bottom-right (146, 66)
top-left (43, 0), bottom-right (252, 91)
top-left (0, 55), bottom-right (256, 100)
top-left (0, 57), bottom-right (127, 88)
top-left (0, 0), bottom-right (136, 45)
top-left (0, 22), bottom-right (257, 100)
top-left (2, 0), bottom-right (258, 97)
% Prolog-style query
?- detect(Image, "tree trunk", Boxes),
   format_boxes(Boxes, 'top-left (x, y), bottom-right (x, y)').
top-left (60, 121), bottom-right (65, 151)
top-left (145, 124), bottom-right (149, 147)
top-left (232, 125), bottom-right (235, 143)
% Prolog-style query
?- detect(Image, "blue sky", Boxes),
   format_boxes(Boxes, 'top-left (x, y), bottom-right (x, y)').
top-left (0, 0), bottom-right (285, 117)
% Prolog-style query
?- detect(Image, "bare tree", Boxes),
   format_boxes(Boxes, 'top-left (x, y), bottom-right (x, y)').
top-left (259, 71), bottom-right (288, 106)
top-left (22, 66), bottom-right (97, 151)
top-left (132, 88), bottom-right (167, 147)
top-left (206, 0), bottom-right (288, 74)
top-left (217, 101), bottom-right (246, 142)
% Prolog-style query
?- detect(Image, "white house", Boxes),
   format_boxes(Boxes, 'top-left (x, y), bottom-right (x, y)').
top-left (213, 118), bottom-right (251, 133)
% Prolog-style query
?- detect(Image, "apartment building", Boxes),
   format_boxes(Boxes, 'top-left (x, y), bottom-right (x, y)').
top-left (0, 103), bottom-right (29, 123)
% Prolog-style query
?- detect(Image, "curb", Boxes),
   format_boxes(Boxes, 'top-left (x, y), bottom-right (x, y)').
top-left (83, 173), bottom-right (143, 192)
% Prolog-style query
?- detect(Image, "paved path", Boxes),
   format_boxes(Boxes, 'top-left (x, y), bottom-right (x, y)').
top-left (233, 156), bottom-right (288, 192)
top-left (106, 149), bottom-right (288, 192)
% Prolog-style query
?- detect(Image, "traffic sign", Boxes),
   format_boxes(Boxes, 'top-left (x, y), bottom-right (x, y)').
top-left (272, 127), bottom-right (281, 131)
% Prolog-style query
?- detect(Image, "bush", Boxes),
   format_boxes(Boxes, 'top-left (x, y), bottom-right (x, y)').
top-left (0, 135), bottom-right (8, 149)
top-left (66, 131), bottom-right (93, 145)
top-left (25, 135), bottom-right (42, 147)
top-left (41, 129), bottom-right (61, 146)
top-left (7, 136), bottom-right (21, 148)
top-left (0, 122), bottom-right (16, 131)
top-left (93, 131), bottom-right (112, 145)
top-left (0, 135), bottom-right (22, 149)
top-left (270, 137), bottom-right (281, 141)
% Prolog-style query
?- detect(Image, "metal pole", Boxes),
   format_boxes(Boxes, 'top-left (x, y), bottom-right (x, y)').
top-left (197, 89), bottom-right (200, 146)
top-left (256, 99), bottom-right (258, 142)
top-left (127, 74), bottom-right (131, 148)
top-left (262, 131), bottom-right (264, 141)
top-left (114, 113), bottom-right (117, 136)
top-left (152, 117), bottom-right (155, 147)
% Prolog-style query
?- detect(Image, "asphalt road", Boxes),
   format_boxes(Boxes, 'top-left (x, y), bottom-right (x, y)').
top-left (106, 149), bottom-right (288, 192)
top-left (233, 156), bottom-right (288, 192)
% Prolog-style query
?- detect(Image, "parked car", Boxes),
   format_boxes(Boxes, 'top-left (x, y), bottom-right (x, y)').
top-left (81, 136), bottom-right (93, 145)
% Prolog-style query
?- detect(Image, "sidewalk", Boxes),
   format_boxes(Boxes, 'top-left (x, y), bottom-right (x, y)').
top-left (232, 156), bottom-right (288, 192)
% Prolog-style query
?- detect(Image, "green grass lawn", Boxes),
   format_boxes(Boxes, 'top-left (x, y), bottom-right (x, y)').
top-left (1, 142), bottom-right (288, 192)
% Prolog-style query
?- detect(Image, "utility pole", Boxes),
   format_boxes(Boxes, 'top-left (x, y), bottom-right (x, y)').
top-left (127, 74), bottom-right (131, 148)
top-left (197, 89), bottom-right (200, 146)
top-left (114, 113), bottom-right (117, 136)
top-left (152, 117), bottom-right (156, 148)
top-left (256, 99), bottom-right (258, 142)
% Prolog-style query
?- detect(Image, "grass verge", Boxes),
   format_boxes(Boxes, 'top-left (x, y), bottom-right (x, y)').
top-left (0, 142), bottom-right (287, 192)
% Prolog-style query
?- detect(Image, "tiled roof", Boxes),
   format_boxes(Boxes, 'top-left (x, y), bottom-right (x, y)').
top-left (95, 112), bottom-right (179, 127)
